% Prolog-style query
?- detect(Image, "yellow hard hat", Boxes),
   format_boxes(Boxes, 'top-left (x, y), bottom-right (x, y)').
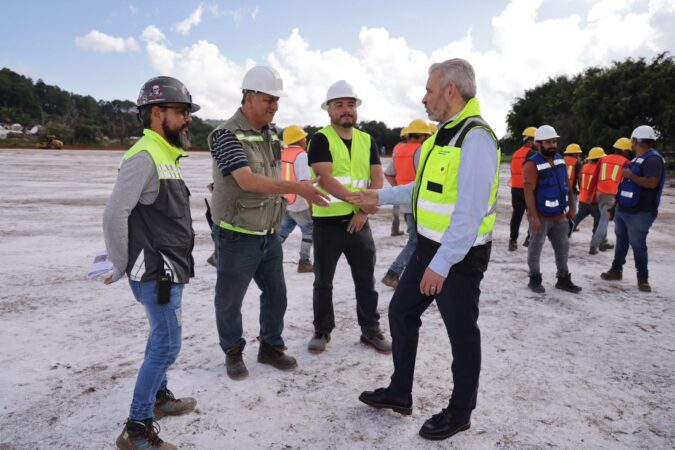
top-left (406, 119), bottom-right (432, 135)
top-left (400, 127), bottom-right (409, 138)
top-left (613, 137), bottom-right (631, 152)
top-left (282, 125), bottom-right (308, 146)
top-left (564, 143), bottom-right (582, 154)
top-left (522, 126), bottom-right (537, 138)
top-left (587, 147), bottom-right (606, 160)
top-left (428, 122), bottom-right (438, 133)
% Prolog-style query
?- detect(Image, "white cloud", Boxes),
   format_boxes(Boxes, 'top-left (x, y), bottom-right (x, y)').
top-left (128, 4), bottom-right (137, 16)
top-left (141, 25), bottom-right (166, 43)
top-left (140, 1), bottom-right (674, 138)
top-left (251, 6), bottom-right (260, 20)
top-left (175, 5), bottom-right (204, 35)
top-left (75, 30), bottom-right (140, 53)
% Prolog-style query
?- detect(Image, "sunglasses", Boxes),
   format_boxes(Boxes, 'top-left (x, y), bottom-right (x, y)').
top-left (161, 106), bottom-right (191, 119)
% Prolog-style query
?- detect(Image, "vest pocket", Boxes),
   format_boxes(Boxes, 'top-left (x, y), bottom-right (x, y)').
top-left (234, 198), bottom-right (272, 231)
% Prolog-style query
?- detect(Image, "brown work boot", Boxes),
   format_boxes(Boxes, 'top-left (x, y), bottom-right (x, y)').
top-left (297, 259), bottom-right (313, 273)
top-left (508, 240), bottom-right (517, 251)
top-left (257, 341), bottom-right (298, 371)
top-left (116, 419), bottom-right (176, 450)
top-left (381, 270), bottom-right (399, 289)
top-left (225, 347), bottom-right (248, 380)
top-left (637, 278), bottom-right (651, 292)
top-left (154, 388), bottom-right (196, 420)
top-left (601, 269), bottom-right (622, 281)
top-left (589, 246), bottom-right (599, 255)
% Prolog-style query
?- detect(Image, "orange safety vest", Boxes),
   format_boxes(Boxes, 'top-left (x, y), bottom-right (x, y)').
top-left (510, 146), bottom-right (530, 188)
top-left (392, 141), bottom-right (419, 185)
top-left (281, 145), bottom-right (305, 204)
top-left (578, 162), bottom-right (597, 204)
top-left (564, 156), bottom-right (578, 186)
top-left (596, 154), bottom-right (628, 195)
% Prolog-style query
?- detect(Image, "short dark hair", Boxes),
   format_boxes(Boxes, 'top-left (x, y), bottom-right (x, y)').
top-left (638, 138), bottom-right (656, 147)
top-left (241, 90), bottom-right (254, 105)
top-left (137, 106), bottom-right (152, 128)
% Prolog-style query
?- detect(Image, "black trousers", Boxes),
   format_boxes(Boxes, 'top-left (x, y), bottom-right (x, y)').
top-left (388, 236), bottom-right (487, 421)
top-left (573, 201), bottom-right (600, 234)
top-left (510, 188), bottom-right (528, 241)
top-left (312, 219), bottom-right (380, 336)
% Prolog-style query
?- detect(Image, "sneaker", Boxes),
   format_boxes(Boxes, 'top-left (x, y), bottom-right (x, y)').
top-left (257, 341), bottom-right (297, 371)
top-left (206, 252), bottom-right (217, 267)
top-left (359, 387), bottom-right (412, 415)
top-left (601, 269), bottom-right (622, 281)
top-left (508, 240), bottom-right (517, 251)
top-left (637, 278), bottom-right (651, 292)
top-left (360, 333), bottom-right (392, 354)
top-left (154, 388), bottom-right (196, 420)
top-left (225, 347), bottom-right (248, 380)
top-left (116, 419), bottom-right (176, 450)
top-left (419, 409), bottom-right (471, 441)
top-left (307, 333), bottom-right (330, 353)
top-left (589, 246), bottom-right (599, 255)
top-left (381, 270), bottom-right (399, 289)
top-left (297, 259), bottom-right (313, 273)
top-left (555, 273), bottom-right (582, 293)
top-left (523, 235), bottom-right (530, 248)
top-left (528, 274), bottom-right (545, 293)
top-left (599, 242), bottom-right (614, 251)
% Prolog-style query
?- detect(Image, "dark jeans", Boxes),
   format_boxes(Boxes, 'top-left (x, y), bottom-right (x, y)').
top-left (510, 188), bottom-right (527, 241)
top-left (312, 219), bottom-right (380, 336)
top-left (573, 202), bottom-right (600, 234)
top-left (387, 240), bottom-right (483, 421)
top-left (611, 209), bottom-right (657, 280)
top-left (213, 226), bottom-right (287, 353)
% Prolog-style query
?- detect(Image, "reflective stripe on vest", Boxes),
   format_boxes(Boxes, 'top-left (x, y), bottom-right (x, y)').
top-left (510, 146), bottom-right (530, 188)
top-left (617, 149), bottom-right (666, 209)
top-left (597, 154), bottom-right (627, 195)
top-left (413, 98), bottom-right (500, 245)
top-left (310, 126), bottom-right (372, 217)
top-left (564, 156), bottom-right (577, 185)
top-left (578, 162), bottom-right (596, 204)
top-left (392, 141), bottom-right (419, 185)
top-left (281, 146), bottom-right (304, 204)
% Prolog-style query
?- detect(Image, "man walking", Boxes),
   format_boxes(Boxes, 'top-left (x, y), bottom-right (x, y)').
top-left (601, 125), bottom-right (666, 292)
top-left (279, 125), bottom-right (314, 273)
top-left (572, 147), bottom-right (605, 253)
top-left (523, 125), bottom-right (582, 294)
top-left (104, 76), bottom-right (199, 450)
top-left (381, 119), bottom-right (432, 288)
top-left (357, 58), bottom-right (500, 441)
top-left (508, 127), bottom-right (536, 251)
top-left (209, 66), bottom-right (327, 380)
top-left (307, 80), bottom-right (390, 354)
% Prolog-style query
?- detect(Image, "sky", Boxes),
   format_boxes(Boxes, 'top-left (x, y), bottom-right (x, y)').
top-left (2, 0), bottom-right (674, 137)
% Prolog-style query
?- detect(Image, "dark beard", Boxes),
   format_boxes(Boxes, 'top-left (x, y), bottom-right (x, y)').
top-left (542, 147), bottom-right (557, 157)
top-left (162, 119), bottom-right (190, 150)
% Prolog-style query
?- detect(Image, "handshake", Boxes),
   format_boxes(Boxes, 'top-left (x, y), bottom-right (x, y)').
top-left (345, 189), bottom-right (380, 212)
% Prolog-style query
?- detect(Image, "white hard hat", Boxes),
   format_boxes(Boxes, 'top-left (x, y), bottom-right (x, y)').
top-left (241, 66), bottom-right (286, 97)
top-left (321, 80), bottom-right (362, 110)
top-left (534, 124), bottom-right (560, 141)
top-left (630, 125), bottom-right (657, 140)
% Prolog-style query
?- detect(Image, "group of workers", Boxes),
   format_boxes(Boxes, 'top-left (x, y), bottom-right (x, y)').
top-left (508, 124), bottom-right (666, 294)
top-left (102, 56), bottom-right (666, 449)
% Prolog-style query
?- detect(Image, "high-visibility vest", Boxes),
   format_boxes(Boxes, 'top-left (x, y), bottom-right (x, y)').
top-left (578, 162), bottom-right (597, 204)
top-left (617, 149), bottom-right (666, 209)
top-left (392, 141), bottom-right (419, 185)
top-left (510, 146), bottom-right (531, 188)
top-left (413, 98), bottom-right (500, 245)
top-left (281, 145), bottom-right (304, 204)
top-left (529, 152), bottom-right (569, 216)
top-left (564, 156), bottom-right (578, 186)
top-left (310, 125), bottom-right (372, 217)
top-left (597, 154), bottom-right (629, 195)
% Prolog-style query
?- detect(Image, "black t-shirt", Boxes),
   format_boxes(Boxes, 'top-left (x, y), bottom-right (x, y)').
top-left (307, 131), bottom-right (381, 222)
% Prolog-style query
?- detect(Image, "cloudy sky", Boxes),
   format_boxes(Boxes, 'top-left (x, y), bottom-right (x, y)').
top-left (2, 0), bottom-right (673, 137)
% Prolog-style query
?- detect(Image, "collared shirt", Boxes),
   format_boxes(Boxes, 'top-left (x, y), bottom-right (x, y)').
top-left (378, 114), bottom-right (498, 276)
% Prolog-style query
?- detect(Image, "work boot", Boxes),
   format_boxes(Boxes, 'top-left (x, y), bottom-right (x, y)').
top-left (297, 259), bottom-right (313, 273)
top-left (528, 274), bottom-right (545, 293)
top-left (589, 246), bottom-right (599, 255)
top-left (359, 387), bottom-right (412, 415)
top-left (637, 278), bottom-right (651, 292)
top-left (225, 347), bottom-right (248, 380)
top-left (257, 341), bottom-right (297, 371)
top-left (523, 235), bottom-right (530, 248)
top-left (360, 333), bottom-right (392, 354)
top-left (555, 273), bottom-right (582, 293)
top-left (601, 269), bottom-right (622, 281)
top-left (116, 419), bottom-right (176, 450)
top-left (419, 409), bottom-right (471, 441)
top-left (381, 270), bottom-right (399, 289)
top-left (154, 388), bottom-right (196, 420)
top-left (206, 252), bottom-right (217, 267)
top-left (391, 228), bottom-right (404, 237)
top-left (599, 241), bottom-right (614, 252)
top-left (508, 240), bottom-right (517, 251)
top-left (307, 333), bottom-right (330, 353)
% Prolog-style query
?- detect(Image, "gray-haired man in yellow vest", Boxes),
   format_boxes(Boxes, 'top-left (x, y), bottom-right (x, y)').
top-left (208, 66), bottom-right (328, 381)
top-left (306, 80), bottom-right (391, 354)
top-left (355, 59), bottom-right (500, 441)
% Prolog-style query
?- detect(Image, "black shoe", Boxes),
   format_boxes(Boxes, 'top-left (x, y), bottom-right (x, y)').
top-left (523, 236), bottom-right (530, 248)
top-left (599, 242), bottom-right (614, 251)
top-left (508, 240), bottom-right (517, 251)
top-left (555, 273), bottom-right (582, 293)
top-left (257, 341), bottom-right (298, 371)
top-left (358, 387), bottom-right (412, 415)
top-left (419, 409), bottom-right (470, 440)
top-left (637, 278), bottom-right (651, 292)
top-left (381, 270), bottom-right (399, 289)
top-left (225, 347), bottom-right (248, 380)
top-left (528, 274), bottom-right (545, 293)
top-left (589, 246), bottom-right (599, 255)
top-left (116, 418), bottom-right (176, 449)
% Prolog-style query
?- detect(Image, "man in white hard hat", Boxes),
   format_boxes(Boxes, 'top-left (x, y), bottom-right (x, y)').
top-left (601, 125), bottom-right (666, 292)
top-left (306, 80), bottom-right (390, 354)
top-left (208, 66), bottom-right (328, 380)
top-left (523, 124), bottom-right (582, 294)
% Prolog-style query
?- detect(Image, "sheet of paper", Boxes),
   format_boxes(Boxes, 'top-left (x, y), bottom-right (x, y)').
top-left (88, 249), bottom-right (113, 279)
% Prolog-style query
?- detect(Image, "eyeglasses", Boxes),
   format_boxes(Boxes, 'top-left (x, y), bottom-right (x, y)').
top-left (161, 106), bottom-right (191, 119)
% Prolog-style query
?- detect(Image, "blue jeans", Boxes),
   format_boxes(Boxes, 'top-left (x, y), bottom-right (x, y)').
top-left (213, 226), bottom-right (287, 352)
top-left (128, 279), bottom-right (184, 421)
top-left (389, 213), bottom-right (418, 276)
top-left (611, 209), bottom-right (657, 279)
top-left (279, 208), bottom-right (313, 261)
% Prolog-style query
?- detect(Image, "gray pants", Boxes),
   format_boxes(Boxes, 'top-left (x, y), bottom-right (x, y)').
top-left (591, 193), bottom-right (615, 249)
top-left (527, 218), bottom-right (569, 277)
